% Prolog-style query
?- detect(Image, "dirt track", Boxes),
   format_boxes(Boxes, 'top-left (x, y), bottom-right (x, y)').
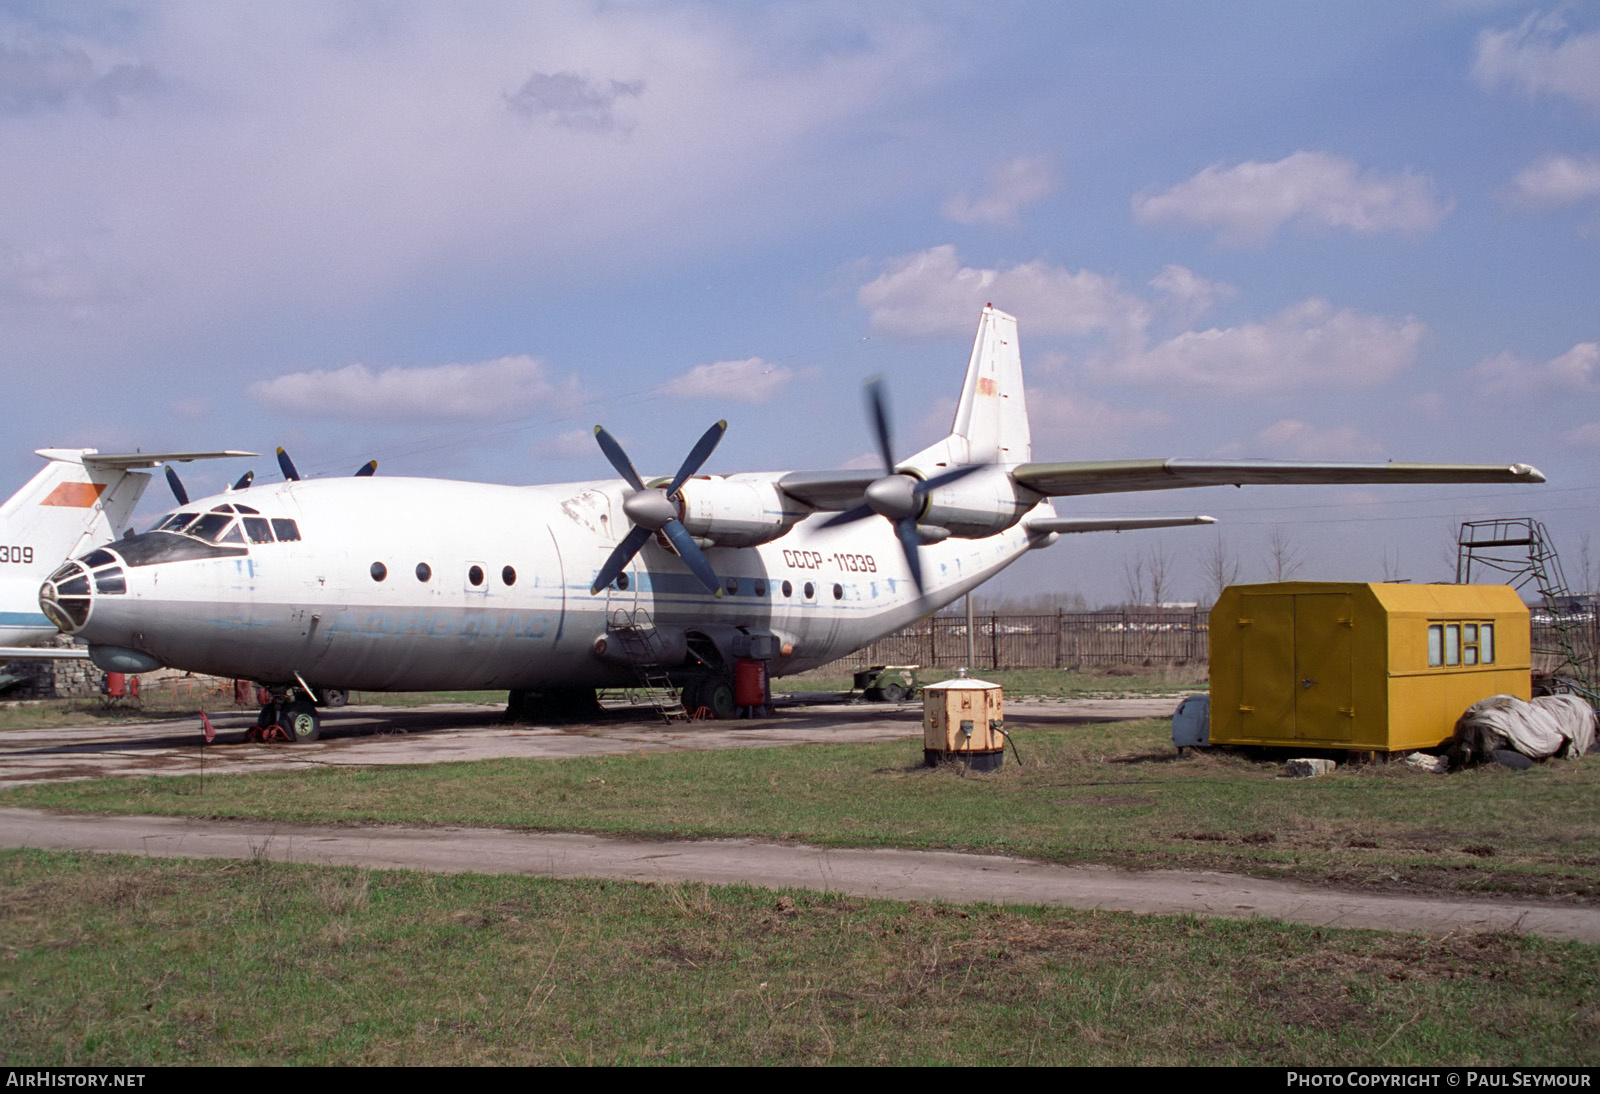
top-left (4, 807), bottom-right (1598, 943)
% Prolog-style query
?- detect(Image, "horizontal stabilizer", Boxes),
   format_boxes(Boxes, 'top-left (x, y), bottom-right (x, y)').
top-left (1027, 515), bottom-right (1216, 535)
top-left (77, 450), bottom-right (257, 470)
top-left (1013, 459), bottom-right (1544, 497)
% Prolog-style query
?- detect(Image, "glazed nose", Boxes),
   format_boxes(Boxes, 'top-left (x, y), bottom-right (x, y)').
top-left (39, 561), bottom-right (92, 633)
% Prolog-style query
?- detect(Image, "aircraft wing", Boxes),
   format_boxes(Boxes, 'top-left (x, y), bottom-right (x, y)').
top-left (1012, 459), bottom-right (1545, 498)
top-left (1026, 515), bottom-right (1216, 534)
top-left (776, 469), bottom-right (882, 510)
top-left (0, 646), bottom-right (88, 660)
top-left (75, 450), bottom-right (257, 470)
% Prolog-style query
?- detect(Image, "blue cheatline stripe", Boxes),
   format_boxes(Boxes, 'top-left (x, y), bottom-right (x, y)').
top-left (0, 611), bottom-right (52, 627)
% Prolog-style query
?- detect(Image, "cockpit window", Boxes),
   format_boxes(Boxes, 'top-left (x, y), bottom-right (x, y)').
top-left (242, 517), bottom-right (274, 544)
top-left (156, 512), bottom-right (198, 533)
top-left (218, 522), bottom-right (246, 545)
top-left (187, 513), bottom-right (233, 543)
top-left (234, 504), bottom-right (260, 515)
top-left (79, 549), bottom-right (116, 569)
top-left (271, 518), bottom-right (301, 542)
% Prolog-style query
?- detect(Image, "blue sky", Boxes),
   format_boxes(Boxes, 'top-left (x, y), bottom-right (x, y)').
top-left (2, 1), bottom-right (1596, 604)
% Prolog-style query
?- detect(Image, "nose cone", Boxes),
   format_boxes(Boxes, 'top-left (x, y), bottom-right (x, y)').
top-left (39, 560), bottom-right (92, 633)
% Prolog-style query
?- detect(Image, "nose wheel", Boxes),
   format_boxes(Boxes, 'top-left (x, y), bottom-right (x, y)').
top-left (252, 691), bottom-right (323, 743)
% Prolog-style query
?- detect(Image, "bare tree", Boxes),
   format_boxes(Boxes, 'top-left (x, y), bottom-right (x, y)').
top-left (1145, 541), bottom-right (1177, 606)
top-left (1580, 532), bottom-right (1596, 596)
top-left (1121, 551), bottom-right (1147, 606)
top-left (1203, 534), bottom-right (1240, 603)
top-left (1381, 546), bottom-right (1403, 582)
top-left (1264, 525), bottom-right (1303, 582)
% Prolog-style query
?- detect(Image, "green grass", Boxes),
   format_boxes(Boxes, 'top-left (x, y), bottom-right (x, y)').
top-left (2, 849), bottom-right (1595, 1066)
top-left (9, 719), bottom-right (1598, 899)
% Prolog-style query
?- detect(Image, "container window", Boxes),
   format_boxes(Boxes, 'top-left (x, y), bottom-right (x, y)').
top-left (1481, 624), bottom-right (1494, 664)
top-left (1444, 624), bottom-right (1460, 666)
top-left (1428, 624), bottom-right (1443, 667)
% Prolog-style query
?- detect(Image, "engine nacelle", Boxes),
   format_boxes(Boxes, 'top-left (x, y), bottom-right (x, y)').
top-left (914, 465), bottom-right (1039, 539)
top-left (674, 476), bottom-right (809, 548)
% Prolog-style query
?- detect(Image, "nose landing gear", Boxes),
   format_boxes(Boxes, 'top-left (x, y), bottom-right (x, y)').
top-left (250, 686), bottom-right (323, 743)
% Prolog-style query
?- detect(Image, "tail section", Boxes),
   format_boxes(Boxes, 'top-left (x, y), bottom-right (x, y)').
top-left (2, 450), bottom-right (151, 567)
top-left (951, 305), bottom-right (1030, 465)
top-left (907, 305), bottom-right (1032, 472)
top-left (0, 450), bottom-right (150, 647)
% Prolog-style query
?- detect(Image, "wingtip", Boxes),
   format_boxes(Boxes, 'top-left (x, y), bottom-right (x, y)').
top-left (1514, 463), bottom-right (1546, 484)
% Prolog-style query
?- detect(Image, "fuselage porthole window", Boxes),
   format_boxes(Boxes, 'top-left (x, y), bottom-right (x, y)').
top-left (754, 579), bottom-right (767, 597)
top-left (782, 580), bottom-right (793, 598)
top-left (833, 583), bottom-right (843, 600)
top-left (502, 566), bottom-right (516, 586)
top-left (726, 577), bottom-right (739, 596)
top-left (468, 565), bottom-right (484, 587)
top-left (804, 582), bottom-right (815, 600)
top-left (371, 562), bottom-right (387, 582)
top-left (616, 572), bottom-right (629, 591)
top-left (416, 562), bottom-right (432, 582)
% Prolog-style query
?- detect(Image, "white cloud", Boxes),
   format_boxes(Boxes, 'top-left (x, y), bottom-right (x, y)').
top-left (1132, 151), bottom-right (1451, 247)
top-left (0, 6), bottom-right (946, 356)
top-left (1093, 299), bottom-right (1426, 395)
top-left (534, 427), bottom-right (599, 460)
top-left (504, 71), bottom-right (645, 131)
top-left (1027, 389), bottom-right (1171, 450)
top-left (941, 156), bottom-right (1056, 226)
top-left (1149, 264), bottom-right (1235, 325)
top-left (663, 357), bottom-right (796, 403)
top-left (857, 245), bottom-right (1148, 341)
top-left (1251, 419), bottom-right (1386, 460)
top-left (0, 41), bottom-right (161, 117)
top-left (248, 356), bottom-right (581, 421)
top-left (1473, 341), bottom-right (1599, 395)
top-left (1503, 154), bottom-right (1600, 207)
top-left (1474, 12), bottom-right (1600, 115)
top-left (1562, 421), bottom-right (1600, 446)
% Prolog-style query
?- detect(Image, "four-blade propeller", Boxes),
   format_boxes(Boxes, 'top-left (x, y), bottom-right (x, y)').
top-left (164, 450), bottom-right (374, 506)
top-left (820, 378), bottom-right (982, 592)
top-left (589, 420), bottom-right (728, 595)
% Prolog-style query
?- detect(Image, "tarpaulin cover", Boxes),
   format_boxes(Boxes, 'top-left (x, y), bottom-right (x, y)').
top-left (1450, 694), bottom-right (1596, 765)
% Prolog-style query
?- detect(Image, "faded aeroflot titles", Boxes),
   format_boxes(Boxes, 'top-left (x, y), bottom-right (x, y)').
top-left (38, 306), bottom-right (1542, 741)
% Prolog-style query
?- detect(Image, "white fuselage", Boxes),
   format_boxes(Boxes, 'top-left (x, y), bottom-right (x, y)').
top-left (53, 474), bottom-right (1051, 690)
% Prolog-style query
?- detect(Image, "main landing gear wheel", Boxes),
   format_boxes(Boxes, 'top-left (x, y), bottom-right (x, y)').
top-left (281, 699), bottom-right (321, 743)
top-left (686, 678), bottom-right (736, 720)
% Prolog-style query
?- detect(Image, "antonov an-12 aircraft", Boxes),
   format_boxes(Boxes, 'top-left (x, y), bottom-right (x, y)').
top-left (38, 307), bottom-right (1542, 740)
top-left (1, 448), bottom-right (251, 661)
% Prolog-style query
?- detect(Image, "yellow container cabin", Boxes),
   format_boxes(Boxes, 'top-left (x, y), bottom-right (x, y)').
top-left (1209, 582), bottom-right (1531, 752)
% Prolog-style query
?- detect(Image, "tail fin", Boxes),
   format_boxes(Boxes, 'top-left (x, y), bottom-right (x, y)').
top-left (938, 305), bottom-right (1032, 466)
top-left (1, 450), bottom-right (151, 567)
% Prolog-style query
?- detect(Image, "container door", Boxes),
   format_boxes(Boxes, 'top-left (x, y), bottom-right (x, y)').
top-left (1293, 593), bottom-right (1354, 742)
top-left (1239, 594), bottom-right (1295, 739)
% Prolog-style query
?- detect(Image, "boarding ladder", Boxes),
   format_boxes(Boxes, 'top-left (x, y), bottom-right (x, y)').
top-left (604, 608), bottom-right (689, 723)
top-left (1456, 518), bottom-right (1595, 692)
